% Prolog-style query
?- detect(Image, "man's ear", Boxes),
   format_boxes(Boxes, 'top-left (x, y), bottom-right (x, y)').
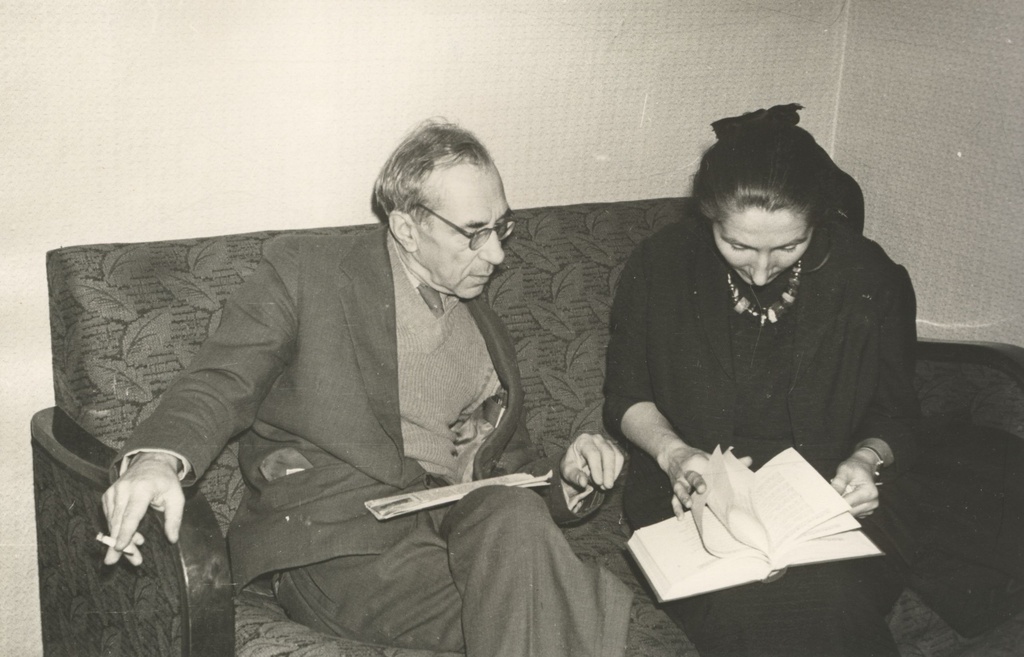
top-left (389, 210), bottom-right (420, 253)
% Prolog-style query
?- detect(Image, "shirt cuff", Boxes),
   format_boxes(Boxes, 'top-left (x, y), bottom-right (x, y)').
top-left (119, 448), bottom-right (192, 481)
top-left (560, 478), bottom-right (596, 515)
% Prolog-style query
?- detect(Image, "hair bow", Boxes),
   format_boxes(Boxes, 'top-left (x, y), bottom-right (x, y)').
top-left (711, 103), bottom-right (804, 140)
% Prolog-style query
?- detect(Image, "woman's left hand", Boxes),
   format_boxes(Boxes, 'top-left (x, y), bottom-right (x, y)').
top-left (830, 453), bottom-right (881, 517)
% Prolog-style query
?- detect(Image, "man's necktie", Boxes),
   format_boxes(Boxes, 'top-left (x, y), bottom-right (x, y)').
top-left (417, 284), bottom-right (445, 318)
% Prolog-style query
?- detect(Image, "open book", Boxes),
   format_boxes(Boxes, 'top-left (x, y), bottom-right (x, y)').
top-left (628, 447), bottom-right (881, 602)
top-left (365, 471), bottom-right (552, 520)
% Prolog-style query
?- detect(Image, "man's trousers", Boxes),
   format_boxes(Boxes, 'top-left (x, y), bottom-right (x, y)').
top-left (275, 485), bottom-right (633, 657)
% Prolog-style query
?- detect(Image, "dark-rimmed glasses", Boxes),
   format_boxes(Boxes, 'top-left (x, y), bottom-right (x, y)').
top-left (415, 203), bottom-right (516, 250)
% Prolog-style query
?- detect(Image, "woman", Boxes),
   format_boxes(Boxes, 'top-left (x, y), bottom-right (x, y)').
top-left (604, 104), bottom-right (920, 656)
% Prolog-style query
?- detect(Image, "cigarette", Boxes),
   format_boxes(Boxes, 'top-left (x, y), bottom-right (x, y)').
top-left (96, 533), bottom-right (142, 562)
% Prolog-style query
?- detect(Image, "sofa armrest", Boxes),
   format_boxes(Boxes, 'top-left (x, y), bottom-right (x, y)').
top-left (916, 339), bottom-right (1024, 440)
top-left (906, 340), bottom-right (1024, 640)
top-left (32, 407), bottom-right (234, 657)
top-left (918, 339), bottom-right (1024, 384)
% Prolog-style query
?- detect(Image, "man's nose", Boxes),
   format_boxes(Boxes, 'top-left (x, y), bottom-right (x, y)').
top-left (479, 231), bottom-right (505, 266)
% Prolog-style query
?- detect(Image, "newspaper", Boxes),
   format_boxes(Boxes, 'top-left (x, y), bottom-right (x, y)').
top-left (365, 471), bottom-right (553, 520)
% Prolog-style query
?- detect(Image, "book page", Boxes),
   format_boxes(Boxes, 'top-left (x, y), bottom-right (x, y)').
top-left (628, 514), bottom-right (769, 601)
top-left (751, 448), bottom-right (857, 551)
top-left (696, 447), bottom-right (770, 555)
top-left (776, 529), bottom-right (883, 566)
top-left (695, 497), bottom-right (770, 560)
top-left (789, 511), bottom-right (862, 544)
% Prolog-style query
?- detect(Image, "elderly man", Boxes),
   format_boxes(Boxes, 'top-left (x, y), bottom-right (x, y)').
top-left (101, 120), bottom-right (632, 657)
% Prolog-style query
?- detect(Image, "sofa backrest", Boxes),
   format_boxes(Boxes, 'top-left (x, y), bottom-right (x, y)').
top-left (47, 198), bottom-right (689, 532)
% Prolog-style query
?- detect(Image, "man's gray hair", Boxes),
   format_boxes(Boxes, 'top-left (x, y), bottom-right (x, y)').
top-left (373, 119), bottom-right (494, 221)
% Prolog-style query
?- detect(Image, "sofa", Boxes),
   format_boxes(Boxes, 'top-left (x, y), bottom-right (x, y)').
top-left (33, 197), bottom-right (1024, 656)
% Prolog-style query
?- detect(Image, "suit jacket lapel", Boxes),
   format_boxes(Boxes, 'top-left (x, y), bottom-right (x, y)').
top-left (337, 229), bottom-right (404, 461)
top-left (467, 297), bottom-right (524, 479)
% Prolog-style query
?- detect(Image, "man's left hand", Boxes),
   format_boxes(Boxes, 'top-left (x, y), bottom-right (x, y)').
top-left (560, 433), bottom-right (625, 492)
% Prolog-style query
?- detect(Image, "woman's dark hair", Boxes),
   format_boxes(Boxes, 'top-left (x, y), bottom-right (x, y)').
top-left (692, 104), bottom-right (838, 228)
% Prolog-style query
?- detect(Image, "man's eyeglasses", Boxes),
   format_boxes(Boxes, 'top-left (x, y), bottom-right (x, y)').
top-left (415, 203), bottom-right (516, 250)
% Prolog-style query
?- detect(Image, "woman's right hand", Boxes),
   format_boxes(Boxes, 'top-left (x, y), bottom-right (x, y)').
top-left (620, 403), bottom-right (753, 518)
top-left (657, 444), bottom-right (712, 518)
top-left (657, 445), bottom-right (755, 518)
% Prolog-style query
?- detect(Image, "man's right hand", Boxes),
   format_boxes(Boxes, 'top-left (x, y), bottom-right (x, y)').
top-left (101, 452), bottom-right (185, 566)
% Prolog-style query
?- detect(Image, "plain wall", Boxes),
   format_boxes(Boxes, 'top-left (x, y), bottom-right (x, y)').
top-left (835, 0), bottom-right (1024, 344)
top-left (5, 0), bottom-right (1020, 653)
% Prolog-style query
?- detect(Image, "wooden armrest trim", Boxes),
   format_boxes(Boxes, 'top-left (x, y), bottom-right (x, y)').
top-left (31, 407), bottom-right (109, 487)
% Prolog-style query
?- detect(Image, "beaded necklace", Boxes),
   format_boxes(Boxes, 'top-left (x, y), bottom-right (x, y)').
top-left (727, 261), bottom-right (802, 327)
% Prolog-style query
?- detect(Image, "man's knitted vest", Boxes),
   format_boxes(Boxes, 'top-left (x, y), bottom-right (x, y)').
top-left (391, 250), bottom-right (497, 481)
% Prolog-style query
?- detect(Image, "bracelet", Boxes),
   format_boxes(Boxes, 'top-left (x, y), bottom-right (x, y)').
top-left (856, 446), bottom-right (885, 477)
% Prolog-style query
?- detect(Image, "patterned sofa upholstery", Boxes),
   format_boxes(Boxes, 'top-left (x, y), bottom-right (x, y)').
top-left (33, 198), bottom-right (1024, 656)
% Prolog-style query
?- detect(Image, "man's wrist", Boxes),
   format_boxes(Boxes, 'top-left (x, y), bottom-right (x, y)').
top-left (131, 452), bottom-right (179, 466)
top-left (124, 450), bottom-right (187, 478)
